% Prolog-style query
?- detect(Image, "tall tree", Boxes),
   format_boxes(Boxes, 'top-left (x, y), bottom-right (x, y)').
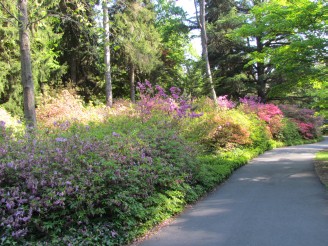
top-left (151, 0), bottom-right (190, 89)
top-left (113, 0), bottom-right (161, 103)
top-left (1, 1), bottom-right (65, 118)
top-left (195, 0), bottom-right (218, 106)
top-left (18, 0), bottom-right (36, 127)
top-left (207, 0), bottom-right (262, 99)
top-left (103, 0), bottom-right (113, 107)
top-left (234, 0), bottom-right (327, 100)
top-left (0, 2), bottom-right (21, 114)
top-left (54, 0), bottom-right (102, 102)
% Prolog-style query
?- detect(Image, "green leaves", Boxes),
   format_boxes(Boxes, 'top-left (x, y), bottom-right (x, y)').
top-left (113, 1), bottom-right (162, 73)
top-left (235, 0), bottom-right (327, 93)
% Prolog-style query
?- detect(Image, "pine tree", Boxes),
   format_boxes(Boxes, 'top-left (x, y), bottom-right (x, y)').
top-left (113, 0), bottom-right (161, 103)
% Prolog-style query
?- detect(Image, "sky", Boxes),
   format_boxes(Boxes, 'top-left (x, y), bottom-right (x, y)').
top-left (175, 0), bottom-right (202, 56)
top-left (175, 0), bottom-right (196, 16)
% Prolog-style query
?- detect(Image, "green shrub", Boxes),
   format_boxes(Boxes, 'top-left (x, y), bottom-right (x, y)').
top-left (278, 118), bottom-right (303, 145)
top-left (0, 114), bottom-right (199, 245)
top-left (2, 90), bottom-right (324, 245)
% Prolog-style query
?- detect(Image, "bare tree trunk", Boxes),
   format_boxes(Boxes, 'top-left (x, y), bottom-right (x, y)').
top-left (129, 63), bottom-right (135, 103)
top-left (103, 0), bottom-right (113, 107)
top-left (196, 0), bottom-right (218, 107)
top-left (256, 36), bottom-right (266, 102)
top-left (70, 57), bottom-right (77, 85)
top-left (18, 0), bottom-right (36, 127)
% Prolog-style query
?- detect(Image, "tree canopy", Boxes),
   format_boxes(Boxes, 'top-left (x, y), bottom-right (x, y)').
top-left (0, 0), bottom-right (326, 122)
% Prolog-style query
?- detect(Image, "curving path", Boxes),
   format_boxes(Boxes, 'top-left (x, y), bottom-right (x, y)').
top-left (139, 137), bottom-right (328, 246)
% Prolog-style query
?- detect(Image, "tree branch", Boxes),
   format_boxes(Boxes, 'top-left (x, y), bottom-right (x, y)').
top-left (27, 9), bottom-right (68, 27)
top-left (0, 2), bottom-right (19, 22)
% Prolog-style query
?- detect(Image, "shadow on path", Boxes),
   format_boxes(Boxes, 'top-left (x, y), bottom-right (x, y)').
top-left (138, 137), bottom-right (328, 246)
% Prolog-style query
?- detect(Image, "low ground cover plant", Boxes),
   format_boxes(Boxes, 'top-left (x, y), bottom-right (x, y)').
top-left (315, 150), bottom-right (328, 188)
top-left (1, 116), bottom-right (199, 245)
top-left (0, 84), bottom-right (324, 245)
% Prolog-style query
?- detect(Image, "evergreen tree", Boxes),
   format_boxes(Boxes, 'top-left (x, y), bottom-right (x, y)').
top-left (113, 0), bottom-right (161, 102)
top-left (0, 2), bottom-right (21, 115)
top-left (0, 1), bottom-right (64, 123)
top-left (151, 0), bottom-right (190, 89)
top-left (53, 0), bottom-right (102, 102)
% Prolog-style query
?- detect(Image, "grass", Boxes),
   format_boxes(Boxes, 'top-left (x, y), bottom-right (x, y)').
top-left (315, 149), bottom-right (328, 187)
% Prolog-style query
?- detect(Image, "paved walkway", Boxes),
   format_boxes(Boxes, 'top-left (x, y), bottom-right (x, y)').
top-left (139, 137), bottom-right (328, 246)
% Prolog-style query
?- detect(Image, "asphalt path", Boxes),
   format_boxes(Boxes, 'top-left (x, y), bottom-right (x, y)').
top-left (139, 137), bottom-right (328, 246)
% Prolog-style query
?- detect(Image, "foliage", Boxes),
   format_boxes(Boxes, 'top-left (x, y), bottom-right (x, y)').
top-left (151, 0), bottom-right (190, 89)
top-left (239, 96), bottom-right (284, 138)
top-left (278, 118), bottom-right (303, 146)
top-left (180, 98), bottom-right (271, 152)
top-left (207, 1), bottom-right (251, 98)
top-left (0, 0), bottom-right (66, 116)
top-left (113, 0), bottom-right (162, 73)
top-left (136, 81), bottom-right (202, 120)
top-left (0, 1), bottom-right (21, 115)
top-left (279, 104), bottom-right (323, 139)
top-left (233, 0), bottom-right (327, 98)
top-left (0, 108), bottom-right (24, 140)
top-left (201, 114), bottom-right (252, 151)
top-left (36, 90), bottom-right (112, 128)
top-left (217, 95), bottom-right (236, 110)
top-left (52, 0), bottom-right (102, 102)
top-left (311, 80), bottom-right (328, 119)
top-left (1, 0), bottom-right (326, 238)
top-left (316, 151), bottom-right (328, 162)
top-left (1, 86), bottom-right (324, 245)
top-left (0, 114), bottom-right (198, 244)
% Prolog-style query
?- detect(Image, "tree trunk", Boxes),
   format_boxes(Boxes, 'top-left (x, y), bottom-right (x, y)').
top-left (103, 0), bottom-right (113, 107)
top-left (256, 36), bottom-right (266, 102)
top-left (70, 57), bottom-right (77, 85)
top-left (18, 0), bottom-right (36, 127)
top-left (129, 63), bottom-right (135, 103)
top-left (198, 0), bottom-right (218, 107)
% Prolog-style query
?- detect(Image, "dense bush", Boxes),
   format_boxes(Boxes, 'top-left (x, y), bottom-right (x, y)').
top-left (0, 108), bottom-right (24, 138)
top-left (0, 87), bottom-right (324, 245)
top-left (36, 90), bottom-right (117, 128)
top-left (198, 112), bottom-right (253, 151)
top-left (239, 96), bottom-right (284, 138)
top-left (278, 118), bottom-right (303, 145)
top-left (0, 116), bottom-right (199, 244)
top-left (279, 104), bottom-right (323, 139)
top-left (137, 80), bottom-right (202, 120)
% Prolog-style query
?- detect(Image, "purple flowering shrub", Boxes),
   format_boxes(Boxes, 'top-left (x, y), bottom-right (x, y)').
top-left (239, 96), bottom-right (284, 138)
top-left (217, 95), bottom-right (236, 110)
top-left (0, 108), bottom-right (23, 138)
top-left (279, 104), bottom-right (323, 139)
top-left (137, 81), bottom-right (202, 120)
top-left (0, 116), bottom-right (198, 244)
